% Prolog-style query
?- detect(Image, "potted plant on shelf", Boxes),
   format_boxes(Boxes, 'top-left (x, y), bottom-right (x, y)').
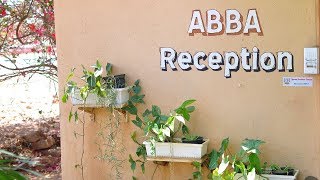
top-left (255, 164), bottom-right (299, 180)
top-left (194, 138), bottom-right (265, 180)
top-left (62, 60), bottom-right (146, 179)
top-left (62, 60), bottom-right (130, 108)
top-left (200, 137), bottom-right (299, 180)
top-left (140, 99), bottom-right (209, 159)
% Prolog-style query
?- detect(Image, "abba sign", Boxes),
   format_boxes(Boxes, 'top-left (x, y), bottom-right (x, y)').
top-left (160, 9), bottom-right (294, 78)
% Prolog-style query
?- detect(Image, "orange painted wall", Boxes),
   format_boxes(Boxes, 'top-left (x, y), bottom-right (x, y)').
top-left (55, 0), bottom-right (320, 179)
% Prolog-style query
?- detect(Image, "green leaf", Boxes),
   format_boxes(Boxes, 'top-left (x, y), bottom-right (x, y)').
top-left (236, 162), bottom-right (247, 179)
top-left (68, 111), bottom-right (73, 122)
top-left (219, 138), bottom-right (229, 154)
top-left (106, 63), bottom-right (112, 75)
top-left (66, 68), bottom-right (75, 82)
top-left (158, 132), bottom-right (165, 142)
top-left (129, 155), bottom-right (136, 172)
top-left (249, 153), bottom-right (262, 174)
top-left (186, 106), bottom-right (195, 113)
top-left (193, 171), bottom-right (201, 179)
top-left (131, 131), bottom-right (139, 144)
top-left (160, 115), bottom-right (169, 121)
top-left (136, 145), bottom-right (146, 160)
top-left (132, 85), bottom-right (141, 94)
top-left (132, 176), bottom-right (137, 180)
top-left (0, 150), bottom-right (27, 160)
top-left (123, 102), bottom-right (137, 115)
top-left (141, 163), bottom-right (145, 174)
top-left (152, 124), bottom-right (160, 134)
top-left (181, 99), bottom-right (196, 108)
top-left (132, 116), bottom-right (143, 128)
top-left (87, 75), bottom-right (96, 89)
top-left (192, 161), bottom-right (201, 169)
top-left (130, 95), bottom-right (145, 104)
top-left (74, 111), bottom-right (79, 122)
top-left (152, 105), bottom-right (161, 117)
top-left (209, 150), bottom-right (220, 170)
top-left (142, 109), bottom-right (151, 117)
top-left (241, 139), bottom-right (265, 154)
top-left (134, 79), bottom-right (140, 86)
top-left (182, 125), bottom-right (189, 135)
top-left (0, 159), bottom-right (12, 164)
top-left (62, 93), bottom-right (68, 103)
top-left (92, 60), bottom-right (102, 69)
top-left (0, 170), bottom-right (26, 180)
top-left (181, 110), bottom-right (191, 121)
top-left (80, 86), bottom-right (89, 100)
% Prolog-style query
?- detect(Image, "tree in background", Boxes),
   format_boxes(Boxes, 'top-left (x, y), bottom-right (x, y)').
top-left (0, 0), bottom-right (56, 82)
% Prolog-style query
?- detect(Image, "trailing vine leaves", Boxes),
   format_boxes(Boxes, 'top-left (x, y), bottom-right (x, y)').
top-left (62, 61), bottom-right (137, 179)
top-left (121, 80), bottom-right (147, 177)
top-left (192, 161), bottom-right (202, 180)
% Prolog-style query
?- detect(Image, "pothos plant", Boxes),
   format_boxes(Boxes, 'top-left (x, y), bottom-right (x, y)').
top-left (61, 60), bottom-right (145, 180)
top-left (191, 138), bottom-right (265, 180)
top-left (127, 99), bottom-right (197, 179)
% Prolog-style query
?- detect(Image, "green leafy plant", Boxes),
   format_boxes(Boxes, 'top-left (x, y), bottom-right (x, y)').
top-left (0, 149), bottom-right (41, 180)
top-left (269, 164), bottom-right (295, 176)
top-left (204, 138), bottom-right (265, 180)
top-left (184, 134), bottom-right (201, 141)
top-left (62, 61), bottom-right (121, 117)
top-left (62, 61), bottom-right (144, 180)
top-left (127, 99), bottom-right (197, 179)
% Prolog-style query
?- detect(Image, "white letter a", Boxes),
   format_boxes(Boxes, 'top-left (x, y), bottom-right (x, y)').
top-left (188, 10), bottom-right (205, 33)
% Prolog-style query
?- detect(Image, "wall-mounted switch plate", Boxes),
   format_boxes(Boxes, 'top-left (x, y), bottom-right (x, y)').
top-left (304, 48), bottom-right (319, 74)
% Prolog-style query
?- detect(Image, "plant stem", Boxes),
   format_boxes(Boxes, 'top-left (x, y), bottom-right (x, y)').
top-left (151, 164), bottom-right (159, 180)
top-left (80, 109), bottom-right (85, 180)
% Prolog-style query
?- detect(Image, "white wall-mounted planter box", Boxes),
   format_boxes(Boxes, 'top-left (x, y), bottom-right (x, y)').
top-left (234, 170), bottom-right (299, 180)
top-left (71, 87), bottom-right (130, 108)
top-left (143, 139), bottom-right (209, 159)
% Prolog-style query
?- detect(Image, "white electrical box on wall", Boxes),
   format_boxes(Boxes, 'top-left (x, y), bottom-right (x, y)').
top-left (304, 48), bottom-right (319, 74)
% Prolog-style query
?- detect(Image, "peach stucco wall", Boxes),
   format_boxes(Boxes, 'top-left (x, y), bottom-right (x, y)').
top-left (55, 0), bottom-right (320, 179)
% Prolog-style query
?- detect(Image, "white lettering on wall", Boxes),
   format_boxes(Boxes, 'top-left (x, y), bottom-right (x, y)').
top-left (188, 9), bottom-right (262, 35)
top-left (244, 9), bottom-right (262, 34)
top-left (160, 8), bottom-right (294, 78)
top-left (160, 47), bottom-right (294, 78)
top-left (188, 10), bottom-right (205, 34)
top-left (226, 9), bottom-right (242, 34)
top-left (207, 10), bottom-right (223, 34)
top-left (160, 47), bottom-right (177, 71)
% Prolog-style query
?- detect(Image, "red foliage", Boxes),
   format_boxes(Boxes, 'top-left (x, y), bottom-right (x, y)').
top-left (0, 0), bottom-right (57, 81)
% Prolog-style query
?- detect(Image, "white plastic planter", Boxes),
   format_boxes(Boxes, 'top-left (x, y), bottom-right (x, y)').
top-left (143, 139), bottom-right (209, 159)
top-left (71, 87), bottom-right (130, 107)
top-left (234, 170), bottom-right (299, 180)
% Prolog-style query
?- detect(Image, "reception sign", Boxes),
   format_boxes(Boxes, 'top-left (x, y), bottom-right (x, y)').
top-left (160, 9), bottom-right (294, 78)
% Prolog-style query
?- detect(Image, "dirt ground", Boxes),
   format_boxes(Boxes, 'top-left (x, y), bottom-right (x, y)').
top-left (0, 117), bottom-right (61, 179)
top-left (0, 74), bottom-right (61, 179)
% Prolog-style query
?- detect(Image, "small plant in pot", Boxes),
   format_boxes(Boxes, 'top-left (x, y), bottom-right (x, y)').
top-left (62, 60), bottom-right (130, 108)
top-left (128, 99), bottom-right (209, 178)
top-left (62, 60), bottom-right (145, 179)
top-left (182, 134), bottom-right (204, 144)
top-left (194, 138), bottom-right (266, 180)
top-left (141, 99), bottom-right (209, 158)
top-left (270, 164), bottom-right (295, 176)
